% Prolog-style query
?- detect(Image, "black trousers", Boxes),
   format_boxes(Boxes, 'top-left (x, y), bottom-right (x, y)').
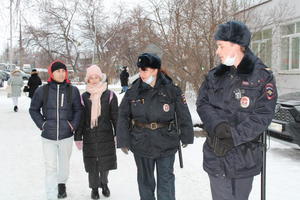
top-left (209, 174), bottom-right (254, 200)
top-left (88, 170), bottom-right (109, 189)
top-left (134, 154), bottom-right (176, 200)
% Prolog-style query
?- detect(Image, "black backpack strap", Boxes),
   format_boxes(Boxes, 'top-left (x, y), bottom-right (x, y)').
top-left (42, 84), bottom-right (50, 118)
top-left (66, 84), bottom-right (73, 105)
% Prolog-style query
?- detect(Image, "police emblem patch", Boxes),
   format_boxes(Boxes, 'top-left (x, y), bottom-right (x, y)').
top-left (181, 94), bottom-right (187, 104)
top-left (265, 83), bottom-right (275, 100)
top-left (163, 104), bottom-right (170, 112)
top-left (240, 96), bottom-right (250, 108)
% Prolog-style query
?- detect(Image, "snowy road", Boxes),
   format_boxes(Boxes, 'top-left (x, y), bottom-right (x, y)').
top-left (0, 86), bottom-right (300, 200)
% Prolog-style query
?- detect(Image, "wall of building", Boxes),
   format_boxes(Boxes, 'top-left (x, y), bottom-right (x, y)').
top-left (246, 0), bottom-right (300, 95)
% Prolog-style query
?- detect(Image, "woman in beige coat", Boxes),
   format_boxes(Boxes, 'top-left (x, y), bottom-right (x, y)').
top-left (7, 69), bottom-right (24, 112)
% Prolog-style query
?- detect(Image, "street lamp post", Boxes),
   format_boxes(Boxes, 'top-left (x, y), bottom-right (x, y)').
top-left (9, 0), bottom-right (13, 66)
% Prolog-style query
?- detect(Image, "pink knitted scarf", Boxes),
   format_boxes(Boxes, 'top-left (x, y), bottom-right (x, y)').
top-left (86, 81), bottom-right (107, 128)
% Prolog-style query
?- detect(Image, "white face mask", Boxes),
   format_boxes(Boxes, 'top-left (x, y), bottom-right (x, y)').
top-left (143, 75), bottom-right (155, 85)
top-left (222, 56), bottom-right (236, 66)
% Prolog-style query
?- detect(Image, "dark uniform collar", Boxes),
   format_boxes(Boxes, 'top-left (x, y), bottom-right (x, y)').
top-left (214, 49), bottom-right (257, 77)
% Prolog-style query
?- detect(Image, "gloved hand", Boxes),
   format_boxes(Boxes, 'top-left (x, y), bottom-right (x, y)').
top-left (208, 122), bottom-right (234, 157)
top-left (75, 141), bottom-right (83, 150)
top-left (214, 122), bottom-right (232, 139)
top-left (182, 144), bottom-right (188, 148)
top-left (214, 137), bottom-right (234, 156)
top-left (121, 147), bottom-right (129, 155)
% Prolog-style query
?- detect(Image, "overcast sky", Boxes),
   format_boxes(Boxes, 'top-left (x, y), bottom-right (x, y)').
top-left (0, 0), bottom-right (146, 57)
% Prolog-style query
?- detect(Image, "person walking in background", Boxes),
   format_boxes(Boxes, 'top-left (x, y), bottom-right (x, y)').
top-left (27, 69), bottom-right (42, 98)
top-left (119, 66), bottom-right (129, 94)
top-left (196, 21), bottom-right (277, 200)
top-left (29, 60), bottom-right (82, 200)
top-left (7, 69), bottom-right (24, 112)
top-left (117, 53), bottom-right (194, 200)
top-left (74, 65), bottom-right (118, 199)
top-left (0, 70), bottom-right (5, 87)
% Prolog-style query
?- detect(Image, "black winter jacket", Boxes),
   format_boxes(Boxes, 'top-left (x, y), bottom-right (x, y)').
top-left (117, 72), bottom-right (194, 159)
top-left (120, 70), bottom-right (129, 86)
top-left (196, 49), bottom-right (277, 178)
top-left (29, 82), bottom-right (82, 140)
top-left (27, 73), bottom-right (42, 98)
top-left (74, 90), bottom-right (118, 172)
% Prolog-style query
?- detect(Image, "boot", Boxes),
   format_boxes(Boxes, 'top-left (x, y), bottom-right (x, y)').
top-left (101, 183), bottom-right (110, 197)
top-left (91, 188), bottom-right (100, 199)
top-left (57, 183), bottom-right (67, 198)
top-left (14, 106), bottom-right (18, 112)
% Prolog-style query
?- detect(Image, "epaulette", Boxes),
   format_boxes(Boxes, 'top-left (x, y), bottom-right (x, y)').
top-left (264, 67), bottom-right (272, 71)
top-left (261, 67), bottom-right (274, 75)
top-left (173, 82), bottom-right (179, 87)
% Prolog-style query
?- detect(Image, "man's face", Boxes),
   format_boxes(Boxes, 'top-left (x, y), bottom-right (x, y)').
top-left (139, 67), bottom-right (157, 82)
top-left (52, 69), bottom-right (66, 83)
top-left (216, 40), bottom-right (238, 63)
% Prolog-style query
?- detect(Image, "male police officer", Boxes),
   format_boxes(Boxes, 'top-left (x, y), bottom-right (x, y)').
top-left (196, 21), bottom-right (277, 200)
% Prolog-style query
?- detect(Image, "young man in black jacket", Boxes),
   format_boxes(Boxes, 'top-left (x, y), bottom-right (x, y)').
top-left (29, 60), bottom-right (82, 200)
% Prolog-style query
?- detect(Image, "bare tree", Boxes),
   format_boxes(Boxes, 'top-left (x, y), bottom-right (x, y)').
top-left (24, 0), bottom-right (81, 72)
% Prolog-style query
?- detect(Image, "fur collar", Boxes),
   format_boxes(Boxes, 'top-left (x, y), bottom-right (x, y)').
top-left (214, 50), bottom-right (257, 76)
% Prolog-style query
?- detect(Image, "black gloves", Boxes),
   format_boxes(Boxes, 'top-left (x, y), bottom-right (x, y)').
top-left (214, 122), bottom-right (231, 139)
top-left (208, 122), bottom-right (235, 157)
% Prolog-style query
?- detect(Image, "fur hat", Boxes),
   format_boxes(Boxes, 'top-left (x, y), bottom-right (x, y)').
top-left (137, 53), bottom-right (161, 69)
top-left (214, 21), bottom-right (251, 47)
top-left (85, 65), bottom-right (106, 83)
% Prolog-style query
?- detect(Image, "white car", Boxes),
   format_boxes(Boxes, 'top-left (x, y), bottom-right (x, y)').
top-left (23, 64), bottom-right (32, 73)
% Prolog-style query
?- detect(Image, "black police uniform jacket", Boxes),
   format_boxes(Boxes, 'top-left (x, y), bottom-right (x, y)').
top-left (196, 49), bottom-right (277, 178)
top-left (74, 90), bottom-right (118, 172)
top-left (29, 81), bottom-right (82, 140)
top-left (116, 72), bottom-right (194, 159)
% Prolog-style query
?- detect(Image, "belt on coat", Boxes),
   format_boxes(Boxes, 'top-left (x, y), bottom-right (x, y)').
top-left (132, 120), bottom-right (170, 130)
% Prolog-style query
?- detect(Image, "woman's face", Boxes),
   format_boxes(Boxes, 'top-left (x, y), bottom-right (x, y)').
top-left (88, 74), bottom-right (101, 85)
top-left (139, 67), bottom-right (157, 82)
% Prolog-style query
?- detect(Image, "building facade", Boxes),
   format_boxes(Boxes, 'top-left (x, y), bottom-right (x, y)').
top-left (246, 0), bottom-right (300, 95)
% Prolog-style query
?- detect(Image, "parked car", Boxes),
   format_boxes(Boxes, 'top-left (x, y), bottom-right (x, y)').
top-left (0, 70), bottom-right (10, 81)
top-left (268, 92), bottom-right (300, 146)
top-left (23, 64), bottom-right (32, 73)
top-left (19, 70), bottom-right (31, 80)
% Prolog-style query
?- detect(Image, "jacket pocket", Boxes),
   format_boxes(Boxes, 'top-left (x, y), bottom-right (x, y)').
top-left (230, 142), bottom-right (263, 173)
top-left (130, 128), bottom-right (149, 154)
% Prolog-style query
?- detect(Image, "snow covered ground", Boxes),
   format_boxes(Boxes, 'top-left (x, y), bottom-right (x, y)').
top-left (0, 83), bottom-right (300, 200)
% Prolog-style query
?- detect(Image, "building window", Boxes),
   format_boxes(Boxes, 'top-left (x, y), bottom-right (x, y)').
top-left (280, 22), bottom-right (300, 71)
top-left (251, 28), bottom-right (272, 67)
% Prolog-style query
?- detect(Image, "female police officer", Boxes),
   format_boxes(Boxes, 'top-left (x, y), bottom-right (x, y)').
top-left (116, 53), bottom-right (194, 200)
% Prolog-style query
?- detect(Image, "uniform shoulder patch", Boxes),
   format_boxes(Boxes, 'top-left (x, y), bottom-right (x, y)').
top-left (265, 83), bottom-right (276, 100)
top-left (181, 93), bottom-right (187, 104)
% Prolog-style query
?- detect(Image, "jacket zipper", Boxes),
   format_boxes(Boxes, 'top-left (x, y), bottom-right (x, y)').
top-left (61, 93), bottom-right (64, 107)
top-left (57, 85), bottom-right (60, 140)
